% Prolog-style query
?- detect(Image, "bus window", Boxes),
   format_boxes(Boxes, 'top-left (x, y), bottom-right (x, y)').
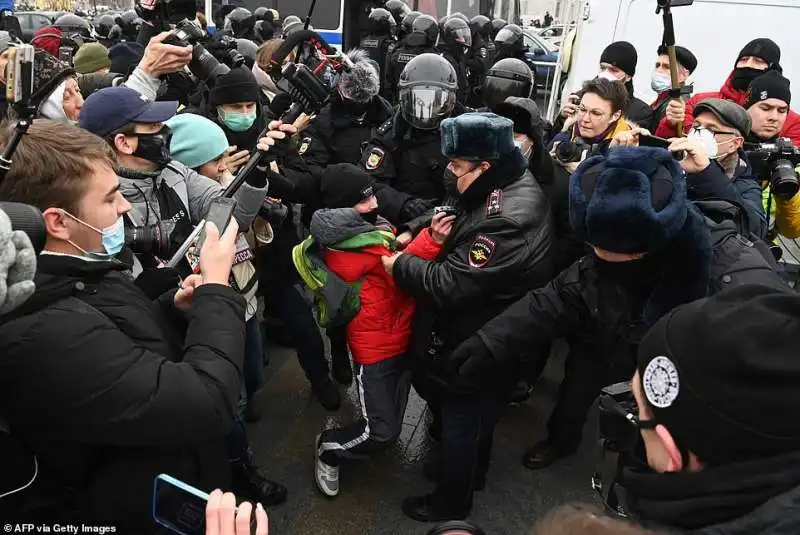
top-left (246, 0), bottom-right (343, 31)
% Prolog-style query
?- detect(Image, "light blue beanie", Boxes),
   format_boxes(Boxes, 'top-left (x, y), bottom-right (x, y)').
top-left (166, 113), bottom-right (229, 169)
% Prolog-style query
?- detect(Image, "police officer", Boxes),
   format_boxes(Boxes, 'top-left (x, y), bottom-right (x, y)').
top-left (356, 0), bottom-right (386, 42)
top-left (482, 58), bottom-right (535, 109)
top-left (224, 8), bottom-right (259, 42)
top-left (383, 14), bottom-right (438, 103)
top-left (494, 23), bottom-right (527, 62)
top-left (490, 18), bottom-right (507, 40)
top-left (361, 53), bottom-right (467, 225)
top-left (281, 15), bottom-right (302, 38)
top-left (437, 17), bottom-right (472, 105)
top-left (95, 14), bottom-right (117, 48)
top-left (398, 10), bottom-right (421, 41)
top-left (385, 0), bottom-right (411, 27)
top-left (54, 13), bottom-right (94, 42)
top-left (381, 112), bottom-right (554, 522)
top-left (466, 15), bottom-right (496, 108)
top-left (302, 50), bottom-right (393, 168)
top-left (254, 7), bottom-right (279, 42)
top-left (359, 7), bottom-right (397, 77)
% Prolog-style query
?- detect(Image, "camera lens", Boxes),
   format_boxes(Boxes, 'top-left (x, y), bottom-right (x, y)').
top-left (770, 159), bottom-right (800, 200)
top-left (125, 221), bottom-right (174, 257)
top-left (189, 45), bottom-right (231, 82)
top-left (555, 140), bottom-right (583, 164)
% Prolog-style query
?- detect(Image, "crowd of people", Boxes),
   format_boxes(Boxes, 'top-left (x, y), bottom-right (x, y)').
top-left (0, 2), bottom-right (798, 534)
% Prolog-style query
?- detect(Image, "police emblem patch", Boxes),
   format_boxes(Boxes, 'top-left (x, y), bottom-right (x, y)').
top-left (642, 356), bottom-right (680, 408)
top-left (479, 47), bottom-right (487, 58)
top-left (298, 137), bottom-right (311, 155)
top-left (468, 234), bottom-right (496, 268)
top-left (365, 147), bottom-right (385, 170)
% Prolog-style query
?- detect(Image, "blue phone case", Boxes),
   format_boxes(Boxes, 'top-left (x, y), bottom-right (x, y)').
top-left (152, 474), bottom-right (210, 535)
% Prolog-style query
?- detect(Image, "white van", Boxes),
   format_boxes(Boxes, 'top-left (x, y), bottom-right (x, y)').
top-left (557, 0), bottom-right (800, 115)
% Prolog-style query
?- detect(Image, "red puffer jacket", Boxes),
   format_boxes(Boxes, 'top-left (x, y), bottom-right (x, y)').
top-left (655, 73), bottom-right (800, 146)
top-left (314, 209), bottom-right (442, 365)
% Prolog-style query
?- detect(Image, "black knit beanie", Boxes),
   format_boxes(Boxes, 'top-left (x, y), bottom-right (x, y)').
top-left (320, 163), bottom-right (376, 209)
top-left (736, 38), bottom-right (781, 68)
top-left (210, 66), bottom-right (261, 106)
top-left (745, 70), bottom-right (791, 109)
top-left (600, 41), bottom-right (638, 76)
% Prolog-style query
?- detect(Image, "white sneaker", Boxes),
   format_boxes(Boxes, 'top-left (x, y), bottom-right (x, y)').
top-left (315, 434), bottom-right (340, 497)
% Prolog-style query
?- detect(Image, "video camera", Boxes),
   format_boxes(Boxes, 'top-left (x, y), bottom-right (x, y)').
top-left (745, 138), bottom-right (800, 200)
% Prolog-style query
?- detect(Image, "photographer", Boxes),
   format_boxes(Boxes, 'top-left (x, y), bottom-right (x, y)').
top-left (621, 283), bottom-right (800, 532)
top-left (78, 86), bottom-right (269, 270)
top-left (0, 120), bottom-right (243, 528)
top-left (550, 78), bottom-right (631, 173)
top-left (745, 71), bottom-right (800, 239)
top-left (446, 147), bottom-right (781, 474)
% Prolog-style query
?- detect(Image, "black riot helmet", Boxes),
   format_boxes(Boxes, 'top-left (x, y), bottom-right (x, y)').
top-left (95, 14), bottom-right (115, 39)
top-left (490, 18), bottom-right (507, 39)
top-left (438, 14), bottom-right (448, 31)
top-left (254, 7), bottom-right (269, 20)
top-left (116, 9), bottom-right (141, 38)
top-left (469, 15), bottom-right (491, 39)
top-left (412, 14), bottom-right (439, 47)
top-left (281, 15), bottom-right (302, 37)
top-left (54, 14), bottom-right (92, 38)
top-left (441, 17), bottom-right (472, 55)
top-left (385, 0), bottom-right (411, 26)
top-left (368, 8), bottom-right (396, 36)
top-left (494, 23), bottom-right (524, 51)
top-left (236, 38), bottom-right (258, 68)
top-left (483, 58), bottom-right (534, 108)
top-left (400, 11), bottom-right (421, 37)
top-left (450, 12), bottom-right (469, 23)
top-left (225, 8), bottom-right (255, 37)
top-left (397, 53), bottom-right (457, 130)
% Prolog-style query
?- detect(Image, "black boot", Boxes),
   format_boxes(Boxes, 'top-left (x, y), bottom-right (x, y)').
top-left (401, 493), bottom-right (469, 523)
top-left (330, 345), bottom-right (353, 386)
top-left (311, 378), bottom-right (341, 411)
top-left (521, 440), bottom-right (576, 470)
top-left (230, 460), bottom-right (288, 506)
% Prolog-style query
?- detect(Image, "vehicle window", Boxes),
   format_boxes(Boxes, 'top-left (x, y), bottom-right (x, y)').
top-left (16, 14), bottom-right (30, 30)
top-left (268, 0), bottom-right (341, 29)
top-left (523, 33), bottom-right (545, 55)
top-left (32, 15), bottom-right (53, 30)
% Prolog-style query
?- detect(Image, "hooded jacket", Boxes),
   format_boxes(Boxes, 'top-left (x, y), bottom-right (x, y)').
top-left (0, 253), bottom-right (244, 528)
top-left (310, 208), bottom-right (441, 365)
top-left (620, 450), bottom-right (800, 535)
top-left (654, 73), bottom-right (800, 146)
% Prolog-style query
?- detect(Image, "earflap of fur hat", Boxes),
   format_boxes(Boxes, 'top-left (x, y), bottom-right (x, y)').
top-left (337, 48), bottom-right (380, 103)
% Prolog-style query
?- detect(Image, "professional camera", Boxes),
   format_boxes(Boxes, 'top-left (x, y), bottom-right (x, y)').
top-left (745, 138), bottom-right (800, 200)
top-left (124, 219), bottom-right (176, 258)
top-left (207, 35), bottom-right (246, 69)
top-left (597, 381), bottom-right (639, 453)
top-left (554, 137), bottom-right (592, 164)
top-left (162, 20), bottom-right (235, 83)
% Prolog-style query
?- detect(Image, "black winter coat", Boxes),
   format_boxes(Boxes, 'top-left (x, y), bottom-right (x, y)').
top-left (0, 254), bottom-right (245, 529)
top-left (393, 151), bottom-right (554, 393)
top-left (476, 200), bottom-right (782, 374)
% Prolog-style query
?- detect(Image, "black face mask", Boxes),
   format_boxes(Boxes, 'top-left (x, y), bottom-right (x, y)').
top-left (731, 66), bottom-right (766, 92)
top-left (132, 127), bottom-right (172, 168)
top-left (591, 249), bottom-right (662, 284)
top-left (340, 97), bottom-right (371, 117)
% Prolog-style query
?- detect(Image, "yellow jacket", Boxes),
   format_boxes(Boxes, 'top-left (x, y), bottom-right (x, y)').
top-left (763, 183), bottom-right (800, 239)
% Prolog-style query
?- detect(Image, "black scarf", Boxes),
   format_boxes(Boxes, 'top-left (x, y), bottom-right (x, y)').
top-left (457, 149), bottom-right (529, 210)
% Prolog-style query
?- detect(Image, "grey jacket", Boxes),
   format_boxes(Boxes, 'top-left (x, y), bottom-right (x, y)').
top-left (120, 161), bottom-right (268, 239)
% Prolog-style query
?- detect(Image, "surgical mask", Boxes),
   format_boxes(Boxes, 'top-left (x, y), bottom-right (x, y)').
top-left (219, 108), bottom-right (258, 132)
top-left (514, 138), bottom-right (532, 159)
top-left (132, 127), bottom-right (172, 167)
top-left (63, 210), bottom-right (126, 259)
top-left (651, 72), bottom-right (671, 93)
top-left (687, 127), bottom-right (718, 159)
top-left (598, 70), bottom-right (619, 82)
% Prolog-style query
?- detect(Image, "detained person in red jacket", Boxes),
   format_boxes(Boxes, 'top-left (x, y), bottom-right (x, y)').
top-left (310, 165), bottom-right (452, 498)
top-left (655, 38), bottom-right (800, 146)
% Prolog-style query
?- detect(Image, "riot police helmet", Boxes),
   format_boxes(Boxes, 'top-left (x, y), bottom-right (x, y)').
top-left (400, 11), bottom-right (421, 37)
top-left (494, 23), bottom-right (523, 48)
top-left (441, 17), bottom-right (472, 54)
top-left (254, 7), bottom-right (269, 20)
top-left (412, 14), bottom-right (439, 47)
top-left (55, 13), bottom-right (92, 38)
top-left (95, 14), bottom-right (115, 39)
top-left (368, 7), bottom-right (396, 36)
top-left (450, 12), bottom-right (469, 23)
top-left (397, 53), bottom-right (457, 130)
top-left (483, 58), bottom-right (535, 108)
top-left (469, 15), bottom-right (491, 38)
top-left (236, 38), bottom-right (259, 67)
top-left (490, 18), bottom-right (507, 38)
top-left (384, 0), bottom-right (411, 26)
top-left (224, 8), bottom-right (255, 38)
top-left (281, 15), bottom-right (302, 37)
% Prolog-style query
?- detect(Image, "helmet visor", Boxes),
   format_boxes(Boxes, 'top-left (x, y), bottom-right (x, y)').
top-left (450, 26), bottom-right (472, 48)
top-left (399, 85), bottom-right (456, 130)
top-left (494, 27), bottom-right (518, 44)
top-left (483, 77), bottom-right (532, 108)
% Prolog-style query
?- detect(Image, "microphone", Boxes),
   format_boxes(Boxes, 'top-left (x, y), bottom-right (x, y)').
top-left (268, 92), bottom-right (293, 119)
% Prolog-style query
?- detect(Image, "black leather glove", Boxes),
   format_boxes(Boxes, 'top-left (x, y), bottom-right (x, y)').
top-left (134, 267), bottom-right (181, 300)
top-left (400, 197), bottom-right (435, 221)
top-left (447, 335), bottom-right (496, 393)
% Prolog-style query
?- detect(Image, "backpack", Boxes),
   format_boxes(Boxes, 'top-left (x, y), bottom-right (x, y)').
top-left (292, 230), bottom-right (395, 328)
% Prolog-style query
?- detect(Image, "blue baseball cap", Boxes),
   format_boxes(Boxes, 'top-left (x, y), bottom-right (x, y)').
top-left (79, 86), bottom-right (178, 138)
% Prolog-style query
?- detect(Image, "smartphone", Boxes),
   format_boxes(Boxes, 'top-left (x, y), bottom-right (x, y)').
top-left (196, 197), bottom-right (237, 254)
top-left (58, 46), bottom-right (73, 65)
top-left (152, 474), bottom-right (209, 535)
top-left (639, 134), bottom-right (685, 160)
top-left (5, 44), bottom-right (34, 104)
top-left (434, 206), bottom-right (458, 216)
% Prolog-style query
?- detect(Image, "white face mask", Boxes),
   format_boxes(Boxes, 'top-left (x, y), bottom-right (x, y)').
top-left (597, 70), bottom-right (619, 82)
top-left (687, 127), bottom-right (719, 159)
top-left (651, 71), bottom-right (672, 93)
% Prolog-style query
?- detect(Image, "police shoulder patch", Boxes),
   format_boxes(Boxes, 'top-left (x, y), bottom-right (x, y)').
top-left (298, 136), bottom-right (312, 155)
top-left (365, 147), bottom-right (385, 170)
top-left (468, 234), bottom-right (496, 268)
top-left (642, 356), bottom-right (680, 408)
top-left (479, 47), bottom-right (487, 58)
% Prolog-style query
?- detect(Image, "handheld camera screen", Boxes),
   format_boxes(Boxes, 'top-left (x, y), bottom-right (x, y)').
top-left (152, 474), bottom-right (208, 535)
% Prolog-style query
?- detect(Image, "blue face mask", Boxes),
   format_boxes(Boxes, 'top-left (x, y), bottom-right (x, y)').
top-left (219, 108), bottom-right (258, 132)
top-left (64, 211), bottom-right (126, 259)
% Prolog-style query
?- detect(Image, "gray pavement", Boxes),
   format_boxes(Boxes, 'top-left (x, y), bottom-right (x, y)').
top-left (246, 341), bottom-right (597, 535)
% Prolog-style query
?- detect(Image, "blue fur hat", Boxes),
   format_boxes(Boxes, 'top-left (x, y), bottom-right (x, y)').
top-left (569, 147), bottom-right (687, 254)
top-left (440, 112), bottom-right (516, 162)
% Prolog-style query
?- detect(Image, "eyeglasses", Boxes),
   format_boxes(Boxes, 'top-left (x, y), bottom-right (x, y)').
top-left (691, 125), bottom-right (737, 137)
top-left (578, 106), bottom-right (608, 119)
